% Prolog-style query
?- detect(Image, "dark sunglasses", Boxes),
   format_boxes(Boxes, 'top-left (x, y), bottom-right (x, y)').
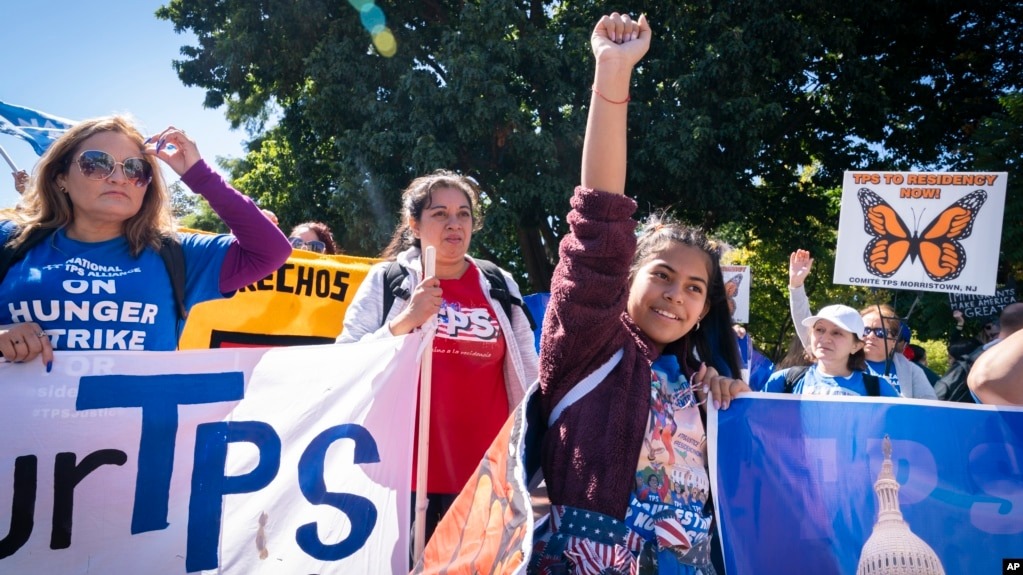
top-left (76, 150), bottom-right (152, 188)
top-left (862, 327), bottom-right (892, 339)
top-left (289, 237), bottom-right (326, 253)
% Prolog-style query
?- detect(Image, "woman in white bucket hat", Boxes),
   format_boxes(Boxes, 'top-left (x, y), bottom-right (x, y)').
top-left (763, 304), bottom-right (900, 397)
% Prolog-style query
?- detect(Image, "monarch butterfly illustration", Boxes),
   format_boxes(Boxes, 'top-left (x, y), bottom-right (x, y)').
top-left (857, 188), bottom-right (986, 282)
top-left (724, 274), bottom-right (742, 318)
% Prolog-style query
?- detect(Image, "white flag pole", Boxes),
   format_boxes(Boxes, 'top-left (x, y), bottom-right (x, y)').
top-left (413, 245), bottom-right (436, 564)
top-left (0, 143), bottom-right (18, 172)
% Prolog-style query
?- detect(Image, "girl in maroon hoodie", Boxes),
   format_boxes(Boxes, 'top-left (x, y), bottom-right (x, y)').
top-left (533, 12), bottom-right (748, 575)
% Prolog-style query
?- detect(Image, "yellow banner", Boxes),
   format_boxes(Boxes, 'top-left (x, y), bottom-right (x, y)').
top-left (179, 249), bottom-right (380, 349)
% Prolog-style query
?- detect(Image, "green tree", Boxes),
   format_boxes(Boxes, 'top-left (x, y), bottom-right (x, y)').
top-left (168, 180), bottom-right (197, 219)
top-left (158, 0), bottom-right (1023, 345)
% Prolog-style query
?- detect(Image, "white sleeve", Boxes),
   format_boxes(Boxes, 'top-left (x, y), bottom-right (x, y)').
top-left (789, 285), bottom-right (812, 349)
top-left (895, 355), bottom-right (938, 400)
top-left (337, 263), bottom-right (407, 343)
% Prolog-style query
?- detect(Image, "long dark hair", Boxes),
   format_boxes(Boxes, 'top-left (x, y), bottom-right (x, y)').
top-left (630, 213), bottom-right (742, 379)
top-left (380, 170), bottom-right (483, 259)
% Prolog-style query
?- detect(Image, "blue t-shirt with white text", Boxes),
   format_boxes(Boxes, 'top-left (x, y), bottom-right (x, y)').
top-left (1, 222), bottom-right (232, 351)
top-left (865, 359), bottom-right (901, 394)
top-left (763, 364), bottom-right (900, 397)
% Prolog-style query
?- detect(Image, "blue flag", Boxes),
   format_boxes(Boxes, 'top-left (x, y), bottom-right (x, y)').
top-left (0, 100), bottom-right (76, 155)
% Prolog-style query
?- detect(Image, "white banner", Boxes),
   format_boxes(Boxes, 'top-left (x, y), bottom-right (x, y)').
top-left (0, 337), bottom-right (422, 573)
top-left (833, 171), bottom-right (1006, 296)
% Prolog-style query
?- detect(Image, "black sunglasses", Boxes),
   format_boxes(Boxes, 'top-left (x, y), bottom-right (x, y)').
top-left (862, 327), bottom-right (892, 339)
top-left (76, 150), bottom-right (152, 188)
top-left (289, 237), bottom-right (326, 253)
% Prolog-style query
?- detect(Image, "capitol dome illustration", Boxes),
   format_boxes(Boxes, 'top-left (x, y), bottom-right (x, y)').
top-left (856, 436), bottom-right (945, 575)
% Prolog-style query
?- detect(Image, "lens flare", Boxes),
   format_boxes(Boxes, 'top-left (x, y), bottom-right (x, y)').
top-left (347, 1), bottom-right (395, 57)
top-left (373, 29), bottom-right (397, 58)
top-left (360, 6), bottom-right (385, 35)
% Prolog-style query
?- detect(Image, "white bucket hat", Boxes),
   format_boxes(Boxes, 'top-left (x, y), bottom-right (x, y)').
top-left (801, 304), bottom-right (865, 338)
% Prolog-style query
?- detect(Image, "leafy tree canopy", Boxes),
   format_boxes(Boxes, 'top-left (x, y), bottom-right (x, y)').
top-left (158, 0), bottom-right (1023, 357)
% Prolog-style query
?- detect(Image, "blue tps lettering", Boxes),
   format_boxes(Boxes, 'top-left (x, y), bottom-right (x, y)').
top-left (68, 372), bottom-right (379, 572)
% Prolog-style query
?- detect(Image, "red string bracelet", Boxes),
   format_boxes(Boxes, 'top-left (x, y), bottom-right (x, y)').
top-left (592, 85), bottom-right (630, 104)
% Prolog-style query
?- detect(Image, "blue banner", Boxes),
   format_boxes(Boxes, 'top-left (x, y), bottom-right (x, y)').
top-left (711, 395), bottom-right (1023, 574)
top-left (0, 100), bottom-right (75, 155)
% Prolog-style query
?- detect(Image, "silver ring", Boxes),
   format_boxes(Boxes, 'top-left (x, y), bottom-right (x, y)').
top-left (36, 332), bottom-right (46, 338)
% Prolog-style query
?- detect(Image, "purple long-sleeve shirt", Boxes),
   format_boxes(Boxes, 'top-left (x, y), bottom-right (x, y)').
top-left (539, 187), bottom-right (661, 519)
top-left (180, 160), bottom-right (291, 292)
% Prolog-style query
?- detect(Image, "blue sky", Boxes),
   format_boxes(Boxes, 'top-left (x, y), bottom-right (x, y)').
top-left (1, 1), bottom-right (248, 208)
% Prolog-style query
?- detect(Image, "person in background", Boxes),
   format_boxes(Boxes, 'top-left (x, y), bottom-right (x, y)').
top-left (775, 334), bottom-right (815, 370)
top-left (904, 343), bottom-right (940, 386)
top-left (858, 304), bottom-right (937, 399)
top-left (733, 324), bottom-right (774, 391)
top-left (892, 322), bottom-right (911, 356)
top-left (948, 309), bottom-right (999, 359)
top-left (338, 170), bottom-right (537, 544)
top-left (289, 221), bottom-right (337, 254)
top-left (788, 249), bottom-right (936, 399)
top-left (1, 116), bottom-right (291, 367)
top-left (764, 304), bottom-right (900, 397)
top-left (990, 303), bottom-right (1023, 345)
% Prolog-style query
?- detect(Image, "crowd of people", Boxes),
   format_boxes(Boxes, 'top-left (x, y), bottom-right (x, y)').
top-left (2, 10), bottom-right (1020, 575)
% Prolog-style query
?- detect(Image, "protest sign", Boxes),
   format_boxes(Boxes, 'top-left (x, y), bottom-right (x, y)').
top-left (179, 250), bottom-right (379, 349)
top-left (0, 337), bottom-right (421, 573)
top-left (833, 171), bottom-right (1006, 296)
top-left (721, 265), bottom-right (750, 324)
top-left (948, 287), bottom-right (1017, 319)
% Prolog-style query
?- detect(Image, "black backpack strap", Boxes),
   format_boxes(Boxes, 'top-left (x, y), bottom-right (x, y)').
top-left (2, 226), bottom-right (188, 322)
top-left (1, 226), bottom-right (58, 286)
top-left (381, 261), bottom-right (410, 326)
top-left (379, 258), bottom-right (537, 331)
top-left (474, 259), bottom-right (536, 331)
top-left (863, 373), bottom-right (881, 397)
top-left (158, 235), bottom-right (188, 321)
top-left (783, 365), bottom-right (811, 393)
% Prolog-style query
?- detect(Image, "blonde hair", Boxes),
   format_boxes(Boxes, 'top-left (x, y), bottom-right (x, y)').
top-left (5, 115), bottom-right (175, 256)
top-left (860, 303), bottom-right (900, 333)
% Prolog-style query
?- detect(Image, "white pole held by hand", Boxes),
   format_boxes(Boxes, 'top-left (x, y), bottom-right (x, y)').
top-left (412, 245), bottom-right (436, 565)
top-left (0, 144), bottom-right (18, 172)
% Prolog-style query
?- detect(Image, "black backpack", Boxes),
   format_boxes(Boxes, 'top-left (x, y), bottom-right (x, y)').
top-left (380, 259), bottom-right (535, 330)
top-left (0, 225), bottom-right (189, 321)
top-left (933, 346), bottom-right (984, 403)
top-left (783, 365), bottom-right (882, 396)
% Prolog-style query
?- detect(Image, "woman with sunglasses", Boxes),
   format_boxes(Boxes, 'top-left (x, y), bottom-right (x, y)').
top-left (288, 221), bottom-right (337, 254)
top-left (0, 115), bottom-right (291, 368)
top-left (788, 249), bottom-right (937, 399)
